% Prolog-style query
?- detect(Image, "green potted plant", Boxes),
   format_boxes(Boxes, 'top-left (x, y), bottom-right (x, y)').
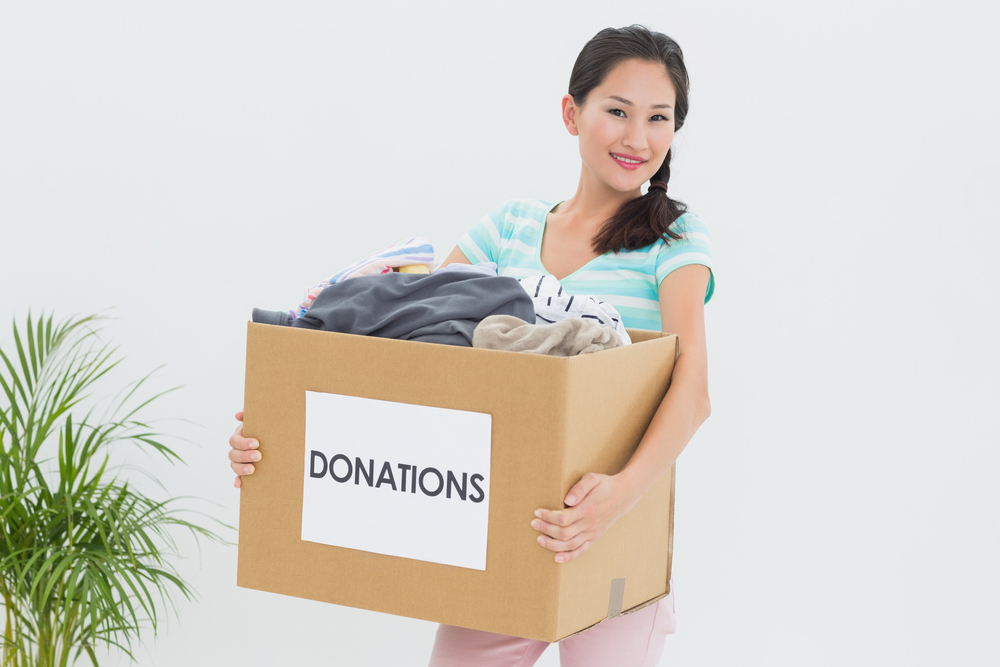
top-left (0, 313), bottom-right (225, 667)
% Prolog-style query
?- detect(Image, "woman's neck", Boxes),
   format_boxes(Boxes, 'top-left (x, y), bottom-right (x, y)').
top-left (555, 164), bottom-right (642, 232)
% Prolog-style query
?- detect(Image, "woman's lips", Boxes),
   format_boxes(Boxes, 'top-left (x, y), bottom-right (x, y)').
top-left (610, 152), bottom-right (646, 170)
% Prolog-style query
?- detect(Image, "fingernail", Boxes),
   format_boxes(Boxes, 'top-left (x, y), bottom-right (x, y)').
top-left (249, 440), bottom-right (259, 449)
top-left (537, 536), bottom-right (545, 546)
top-left (243, 465), bottom-right (253, 474)
top-left (251, 452), bottom-right (261, 461)
top-left (531, 520), bottom-right (539, 530)
top-left (565, 495), bottom-right (576, 505)
top-left (555, 555), bottom-right (565, 563)
top-left (534, 510), bottom-right (541, 518)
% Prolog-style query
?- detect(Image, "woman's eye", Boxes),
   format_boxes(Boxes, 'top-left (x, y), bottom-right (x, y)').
top-left (651, 114), bottom-right (670, 122)
top-left (608, 108), bottom-right (626, 117)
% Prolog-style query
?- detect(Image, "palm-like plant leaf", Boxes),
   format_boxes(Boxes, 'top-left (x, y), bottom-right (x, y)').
top-left (0, 313), bottom-right (227, 667)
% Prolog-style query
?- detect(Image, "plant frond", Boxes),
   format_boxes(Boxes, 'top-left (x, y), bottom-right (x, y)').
top-left (0, 312), bottom-right (230, 665)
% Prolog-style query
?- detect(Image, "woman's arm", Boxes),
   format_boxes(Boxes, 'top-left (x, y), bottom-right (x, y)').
top-left (439, 245), bottom-right (472, 268)
top-left (531, 263), bottom-right (712, 562)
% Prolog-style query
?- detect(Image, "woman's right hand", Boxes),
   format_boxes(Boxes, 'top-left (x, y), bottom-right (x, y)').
top-left (229, 410), bottom-right (261, 489)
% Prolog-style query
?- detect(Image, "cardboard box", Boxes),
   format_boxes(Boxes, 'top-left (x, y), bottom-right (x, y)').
top-left (238, 322), bottom-right (677, 642)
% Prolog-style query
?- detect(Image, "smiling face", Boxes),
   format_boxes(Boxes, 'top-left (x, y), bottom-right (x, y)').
top-left (563, 58), bottom-right (677, 194)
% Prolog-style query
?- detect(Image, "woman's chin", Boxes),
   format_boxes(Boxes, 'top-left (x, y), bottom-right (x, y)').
top-left (584, 160), bottom-right (650, 194)
top-left (602, 176), bottom-right (646, 194)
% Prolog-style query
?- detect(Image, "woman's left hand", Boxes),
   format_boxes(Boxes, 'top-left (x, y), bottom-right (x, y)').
top-left (531, 472), bottom-right (638, 563)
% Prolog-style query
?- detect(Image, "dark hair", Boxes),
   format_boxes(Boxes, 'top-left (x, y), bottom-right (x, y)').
top-left (568, 25), bottom-right (690, 254)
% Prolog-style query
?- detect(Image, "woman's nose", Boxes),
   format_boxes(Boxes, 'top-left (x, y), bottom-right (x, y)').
top-left (621, 119), bottom-right (647, 152)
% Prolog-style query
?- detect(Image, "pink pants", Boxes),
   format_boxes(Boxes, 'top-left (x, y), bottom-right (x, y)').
top-left (428, 589), bottom-right (675, 667)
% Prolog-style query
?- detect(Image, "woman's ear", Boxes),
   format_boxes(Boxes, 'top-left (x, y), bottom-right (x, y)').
top-left (561, 94), bottom-right (579, 136)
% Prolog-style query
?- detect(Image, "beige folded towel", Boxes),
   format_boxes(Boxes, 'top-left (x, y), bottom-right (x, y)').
top-left (472, 315), bottom-right (623, 356)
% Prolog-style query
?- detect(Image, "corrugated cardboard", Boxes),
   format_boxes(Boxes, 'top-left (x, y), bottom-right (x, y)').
top-left (238, 322), bottom-right (677, 642)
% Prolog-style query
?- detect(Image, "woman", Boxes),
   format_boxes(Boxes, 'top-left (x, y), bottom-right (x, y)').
top-left (229, 25), bottom-right (713, 667)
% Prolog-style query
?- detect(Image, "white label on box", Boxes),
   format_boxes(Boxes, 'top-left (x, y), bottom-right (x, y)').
top-left (301, 391), bottom-right (492, 570)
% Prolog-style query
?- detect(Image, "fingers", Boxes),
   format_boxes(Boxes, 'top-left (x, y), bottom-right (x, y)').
top-left (530, 473), bottom-right (621, 564)
top-left (535, 531), bottom-right (589, 555)
top-left (532, 518), bottom-right (594, 563)
top-left (229, 435), bottom-right (260, 475)
top-left (550, 541), bottom-right (592, 563)
top-left (229, 427), bottom-right (259, 453)
top-left (231, 462), bottom-right (256, 476)
top-left (228, 430), bottom-right (260, 472)
top-left (234, 475), bottom-right (242, 489)
top-left (534, 505), bottom-right (583, 528)
top-left (531, 515), bottom-right (588, 542)
top-left (229, 423), bottom-right (256, 449)
top-left (533, 473), bottom-right (603, 526)
top-left (531, 471), bottom-right (608, 563)
top-left (229, 447), bottom-right (261, 465)
top-left (229, 411), bottom-right (259, 479)
top-left (229, 442), bottom-right (261, 463)
top-left (565, 472), bottom-right (602, 507)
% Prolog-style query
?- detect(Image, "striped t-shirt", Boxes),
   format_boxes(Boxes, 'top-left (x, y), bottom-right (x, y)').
top-left (457, 199), bottom-right (714, 332)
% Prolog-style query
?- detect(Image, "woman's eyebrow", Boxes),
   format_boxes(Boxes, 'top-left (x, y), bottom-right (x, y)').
top-left (608, 95), bottom-right (673, 110)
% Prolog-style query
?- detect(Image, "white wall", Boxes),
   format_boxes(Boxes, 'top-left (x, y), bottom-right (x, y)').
top-left (1, 1), bottom-right (997, 665)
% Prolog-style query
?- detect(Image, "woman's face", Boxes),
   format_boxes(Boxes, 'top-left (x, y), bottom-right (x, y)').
top-left (563, 58), bottom-right (677, 194)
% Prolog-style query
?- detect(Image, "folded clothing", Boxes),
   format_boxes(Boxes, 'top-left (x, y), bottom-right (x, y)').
top-left (435, 261), bottom-right (499, 277)
top-left (255, 271), bottom-right (536, 347)
top-left (472, 314), bottom-right (623, 356)
top-left (291, 237), bottom-right (436, 319)
top-left (517, 275), bottom-right (631, 345)
top-left (252, 308), bottom-right (293, 327)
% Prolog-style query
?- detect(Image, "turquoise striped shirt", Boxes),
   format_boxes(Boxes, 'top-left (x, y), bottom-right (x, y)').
top-left (457, 199), bottom-right (714, 332)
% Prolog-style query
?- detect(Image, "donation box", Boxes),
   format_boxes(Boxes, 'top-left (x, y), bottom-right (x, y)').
top-left (238, 322), bottom-right (677, 642)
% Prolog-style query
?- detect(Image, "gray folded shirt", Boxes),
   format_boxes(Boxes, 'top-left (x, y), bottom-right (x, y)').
top-left (252, 271), bottom-right (536, 347)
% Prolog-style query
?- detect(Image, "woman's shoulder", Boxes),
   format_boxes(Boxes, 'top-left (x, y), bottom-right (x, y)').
top-left (653, 209), bottom-right (714, 277)
top-left (670, 209), bottom-right (711, 238)
top-left (616, 210), bottom-right (711, 257)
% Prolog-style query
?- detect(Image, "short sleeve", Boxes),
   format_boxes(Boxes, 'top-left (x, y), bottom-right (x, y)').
top-left (654, 212), bottom-right (716, 304)
top-left (457, 201), bottom-right (508, 265)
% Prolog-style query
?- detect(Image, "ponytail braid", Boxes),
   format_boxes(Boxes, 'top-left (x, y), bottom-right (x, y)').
top-left (591, 148), bottom-right (687, 254)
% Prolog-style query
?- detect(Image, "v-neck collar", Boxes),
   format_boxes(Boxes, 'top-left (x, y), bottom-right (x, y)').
top-left (535, 199), bottom-right (609, 282)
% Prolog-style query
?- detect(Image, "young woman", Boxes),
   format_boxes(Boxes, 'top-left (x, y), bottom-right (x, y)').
top-left (228, 25), bottom-right (713, 667)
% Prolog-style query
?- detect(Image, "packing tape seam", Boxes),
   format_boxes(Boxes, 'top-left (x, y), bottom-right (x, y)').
top-left (606, 577), bottom-right (626, 619)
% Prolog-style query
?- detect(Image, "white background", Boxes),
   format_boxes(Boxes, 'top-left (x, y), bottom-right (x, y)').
top-left (302, 391), bottom-right (491, 570)
top-left (1, 1), bottom-right (997, 665)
